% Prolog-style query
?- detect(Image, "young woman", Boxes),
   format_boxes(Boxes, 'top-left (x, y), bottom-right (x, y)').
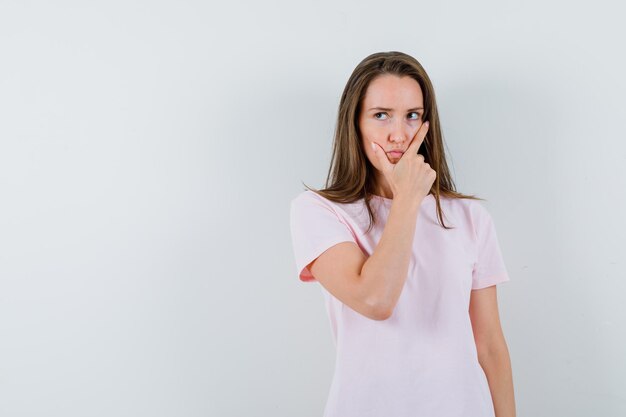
top-left (289, 51), bottom-right (516, 417)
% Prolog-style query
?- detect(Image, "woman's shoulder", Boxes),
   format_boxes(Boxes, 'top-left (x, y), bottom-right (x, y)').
top-left (439, 194), bottom-right (485, 210)
top-left (290, 189), bottom-right (329, 207)
top-left (431, 194), bottom-right (489, 227)
top-left (444, 196), bottom-right (499, 237)
top-left (290, 190), bottom-right (370, 225)
top-left (290, 190), bottom-right (347, 215)
top-left (291, 189), bottom-right (363, 208)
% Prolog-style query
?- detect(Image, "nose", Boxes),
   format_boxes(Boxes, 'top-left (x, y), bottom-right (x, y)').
top-left (389, 119), bottom-right (410, 143)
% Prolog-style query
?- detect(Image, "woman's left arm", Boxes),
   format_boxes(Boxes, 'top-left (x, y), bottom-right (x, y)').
top-left (469, 285), bottom-right (516, 417)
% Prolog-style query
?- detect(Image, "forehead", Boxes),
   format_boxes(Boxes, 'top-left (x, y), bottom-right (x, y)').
top-left (362, 74), bottom-right (423, 107)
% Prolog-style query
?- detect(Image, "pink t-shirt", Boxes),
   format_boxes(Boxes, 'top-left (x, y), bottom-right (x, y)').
top-left (289, 190), bottom-right (510, 417)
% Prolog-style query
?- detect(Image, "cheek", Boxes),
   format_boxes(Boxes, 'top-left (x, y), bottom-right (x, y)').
top-left (362, 123), bottom-right (383, 138)
top-left (360, 119), bottom-right (383, 136)
top-left (363, 142), bottom-right (381, 168)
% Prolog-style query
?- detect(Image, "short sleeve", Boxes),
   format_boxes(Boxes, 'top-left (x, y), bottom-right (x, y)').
top-left (471, 203), bottom-right (511, 290)
top-left (289, 192), bottom-right (358, 282)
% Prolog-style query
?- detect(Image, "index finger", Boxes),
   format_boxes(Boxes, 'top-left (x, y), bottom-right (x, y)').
top-left (406, 121), bottom-right (430, 155)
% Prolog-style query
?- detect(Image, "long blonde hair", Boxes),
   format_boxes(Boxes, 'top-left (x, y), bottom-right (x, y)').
top-left (303, 51), bottom-right (483, 233)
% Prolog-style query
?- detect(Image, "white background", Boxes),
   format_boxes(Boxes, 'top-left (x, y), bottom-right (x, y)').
top-left (1, 0), bottom-right (625, 416)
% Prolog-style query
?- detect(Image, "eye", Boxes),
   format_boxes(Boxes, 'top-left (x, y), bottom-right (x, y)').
top-left (374, 112), bottom-right (421, 120)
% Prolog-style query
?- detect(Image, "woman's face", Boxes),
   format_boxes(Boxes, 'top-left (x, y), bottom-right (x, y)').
top-left (358, 74), bottom-right (425, 169)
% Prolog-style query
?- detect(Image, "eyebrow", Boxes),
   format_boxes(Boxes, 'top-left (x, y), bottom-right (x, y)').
top-left (368, 107), bottom-right (424, 112)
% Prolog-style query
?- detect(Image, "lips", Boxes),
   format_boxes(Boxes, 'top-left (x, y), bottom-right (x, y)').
top-left (387, 151), bottom-right (404, 158)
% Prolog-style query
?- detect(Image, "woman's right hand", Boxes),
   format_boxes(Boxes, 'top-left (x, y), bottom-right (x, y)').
top-left (370, 121), bottom-right (436, 203)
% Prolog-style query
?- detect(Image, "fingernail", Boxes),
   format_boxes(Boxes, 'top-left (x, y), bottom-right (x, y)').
top-left (371, 141), bottom-right (376, 152)
top-left (425, 121), bottom-right (430, 127)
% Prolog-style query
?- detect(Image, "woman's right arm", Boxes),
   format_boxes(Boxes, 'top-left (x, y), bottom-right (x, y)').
top-left (309, 195), bottom-right (421, 321)
top-left (309, 121), bottom-right (434, 320)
